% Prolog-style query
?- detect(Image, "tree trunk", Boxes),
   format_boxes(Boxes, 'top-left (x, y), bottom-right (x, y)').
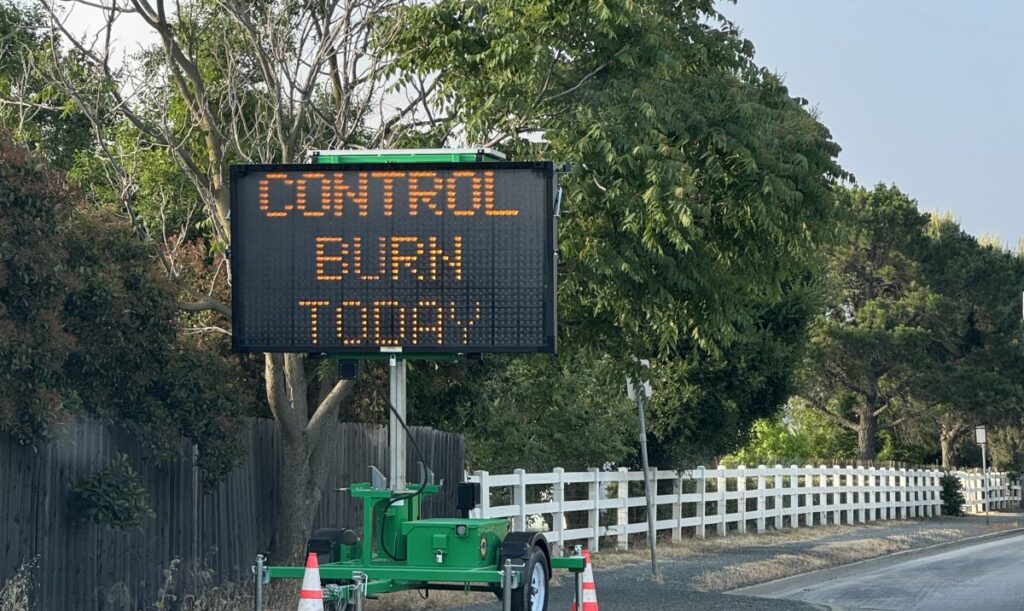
top-left (940, 432), bottom-right (955, 470)
top-left (274, 431), bottom-right (327, 564)
top-left (939, 422), bottom-right (967, 470)
top-left (856, 407), bottom-right (878, 461)
top-left (264, 353), bottom-right (353, 564)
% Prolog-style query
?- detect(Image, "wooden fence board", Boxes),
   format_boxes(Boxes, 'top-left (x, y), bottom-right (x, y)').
top-left (0, 418), bottom-right (463, 610)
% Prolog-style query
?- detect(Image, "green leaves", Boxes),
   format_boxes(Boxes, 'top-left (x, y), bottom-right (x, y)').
top-left (800, 184), bottom-right (1024, 460)
top-left (383, 0), bottom-right (845, 468)
top-left (0, 137), bottom-right (249, 484)
top-left (0, 137), bottom-right (75, 442)
top-left (70, 453), bottom-right (155, 529)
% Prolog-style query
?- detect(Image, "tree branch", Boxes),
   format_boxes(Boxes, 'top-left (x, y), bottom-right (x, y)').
top-left (804, 400), bottom-right (859, 432)
top-left (307, 378), bottom-right (355, 439)
top-left (179, 297), bottom-right (232, 319)
top-left (879, 417), bottom-right (907, 431)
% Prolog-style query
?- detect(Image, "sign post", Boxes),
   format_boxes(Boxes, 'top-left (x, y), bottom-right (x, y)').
top-left (975, 425), bottom-right (989, 524)
top-left (627, 360), bottom-right (657, 577)
top-left (389, 356), bottom-right (407, 490)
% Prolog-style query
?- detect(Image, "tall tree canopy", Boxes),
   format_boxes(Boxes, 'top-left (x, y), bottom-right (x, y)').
top-left (390, 0), bottom-right (845, 356)
top-left (387, 0), bottom-right (846, 467)
top-left (800, 185), bottom-right (1024, 462)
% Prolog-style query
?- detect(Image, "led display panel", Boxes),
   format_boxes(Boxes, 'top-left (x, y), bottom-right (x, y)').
top-left (230, 162), bottom-right (557, 353)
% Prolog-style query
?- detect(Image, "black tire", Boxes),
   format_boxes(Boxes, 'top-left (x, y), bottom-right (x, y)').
top-left (511, 546), bottom-right (549, 611)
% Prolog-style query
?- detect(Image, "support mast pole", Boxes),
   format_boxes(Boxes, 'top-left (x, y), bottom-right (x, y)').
top-left (389, 356), bottom-right (407, 491)
top-left (637, 392), bottom-right (658, 577)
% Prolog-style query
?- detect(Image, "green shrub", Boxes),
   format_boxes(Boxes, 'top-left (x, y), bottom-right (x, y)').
top-left (70, 453), bottom-right (155, 529)
top-left (940, 472), bottom-right (965, 517)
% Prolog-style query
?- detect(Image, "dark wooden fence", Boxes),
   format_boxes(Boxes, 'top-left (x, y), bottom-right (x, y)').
top-left (0, 418), bottom-right (464, 610)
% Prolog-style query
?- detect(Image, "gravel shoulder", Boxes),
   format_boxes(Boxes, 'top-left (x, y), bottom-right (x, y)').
top-left (422, 512), bottom-right (1024, 611)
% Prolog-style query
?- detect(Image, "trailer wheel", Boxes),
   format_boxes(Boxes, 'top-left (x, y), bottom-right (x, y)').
top-left (511, 545), bottom-right (549, 611)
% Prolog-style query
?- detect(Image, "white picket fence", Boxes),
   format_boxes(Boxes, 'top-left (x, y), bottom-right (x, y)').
top-left (465, 465), bottom-right (1022, 552)
top-left (958, 470), bottom-right (1021, 514)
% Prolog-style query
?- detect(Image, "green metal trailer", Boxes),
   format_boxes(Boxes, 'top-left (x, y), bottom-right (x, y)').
top-left (253, 468), bottom-right (586, 610)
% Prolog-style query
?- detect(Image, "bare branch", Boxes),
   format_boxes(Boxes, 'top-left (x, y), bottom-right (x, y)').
top-left (307, 378), bottom-right (355, 438)
top-left (179, 297), bottom-right (232, 319)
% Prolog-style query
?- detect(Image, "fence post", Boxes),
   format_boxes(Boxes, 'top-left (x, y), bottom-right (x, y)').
top-left (804, 465), bottom-right (816, 527)
top-left (843, 466), bottom-right (854, 525)
top-left (790, 465), bottom-right (800, 529)
top-left (773, 464), bottom-right (783, 530)
top-left (835, 466), bottom-right (846, 525)
top-left (756, 465), bottom-right (766, 534)
top-left (868, 467), bottom-right (877, 521)
top-left (696, 466), bottom-right (706, 540)
top-left (717, 470), bottom-right (728, 537)
top-left (888, 469), bottom-right (897, 521)
top-left (616, 467), bottom-right (629, 550)
top-left (913, 468), bottom-right (921, 517)
top-left (876, 466), bottom-right (884, 519)
top-left (649, 466), bottom-right (659, 542)
top-left (898, 468), bottom-right (907, 520)
top-left (737, 466), bottom-right (747, 534)
top-left (672, 473), bottom-right (683, 542)
top-left (915, 470), bottom-right (923, 518)
top-left (876, 466), bottom-right (884, 521)
top-left (855, 466), bottom-right (865, 523)
top-left (830, 465), bottom-right (840, 525)
top-left (514, 468), bottom-right (527, 531)
top-left (553, 467), bottom-right (565, 552)
top-left (587, 468), bottom-right (601, 552)
top-left (821, 465), bottom-right (831, 526)
top-left (476, 470), bottom-right (490, 518)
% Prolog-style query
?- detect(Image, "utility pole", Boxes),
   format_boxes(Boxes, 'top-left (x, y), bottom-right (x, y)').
top-left (627, 360), bottom-right (658, 577)
top-left (975, 425), bottom-right (989, 525)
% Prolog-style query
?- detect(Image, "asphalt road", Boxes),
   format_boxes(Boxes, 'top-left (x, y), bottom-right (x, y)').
top-left (447, 573), bottom-right (819, 611)
top-left (739, 531), bottom-right (1024, 611)
top-left (444, 517), bottom-right (1022, 611)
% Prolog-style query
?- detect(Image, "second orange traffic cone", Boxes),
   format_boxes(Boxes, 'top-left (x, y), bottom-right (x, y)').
top-left (297, 552), bottom-right (325, 611)
top-left (572, 549), bottom-right (599, 611)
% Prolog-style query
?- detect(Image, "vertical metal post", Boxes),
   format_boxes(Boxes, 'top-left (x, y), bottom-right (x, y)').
top-left (981, 443), bottom-right (989, 525)
top-left (636, 393), bottom-right (658, 576)
top-left (501, 559), bottom-right (514, 611)
top-left (352, 572), bottom-right (366, 611)
top-left (389, 356), bottom-right (407, 491)
top-left (573, 545), bottom-right (584, 609)
top-left (252, 554), bottom-right (265, 611)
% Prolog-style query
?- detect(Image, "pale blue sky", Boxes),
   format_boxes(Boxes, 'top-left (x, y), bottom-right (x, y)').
top-left (720, 0), bottom-right (1024, 245)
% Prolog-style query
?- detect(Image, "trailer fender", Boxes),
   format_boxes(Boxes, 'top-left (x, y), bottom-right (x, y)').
top-left (499, 531), bottom-right (551, 576)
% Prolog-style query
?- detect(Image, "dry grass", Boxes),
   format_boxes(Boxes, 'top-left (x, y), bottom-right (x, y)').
top-left (589, 522), bottom-right (896, 569)
top-left (0, 558), bottom-right (35, 611)
top-left (691, 526), bottom-right (988, 592)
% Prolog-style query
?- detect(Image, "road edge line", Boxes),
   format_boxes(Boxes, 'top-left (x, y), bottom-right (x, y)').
top-left (725, 524), bottom-right (1024, 599)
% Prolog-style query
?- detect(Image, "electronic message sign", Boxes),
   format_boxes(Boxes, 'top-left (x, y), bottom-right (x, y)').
top-left (230, 162), bottom-right (557, 353)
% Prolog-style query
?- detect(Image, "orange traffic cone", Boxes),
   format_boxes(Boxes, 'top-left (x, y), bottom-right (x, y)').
top-left (297, 552), bottom-right (325, 611)
top-left (572, 549), bottom-right (599, 611)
